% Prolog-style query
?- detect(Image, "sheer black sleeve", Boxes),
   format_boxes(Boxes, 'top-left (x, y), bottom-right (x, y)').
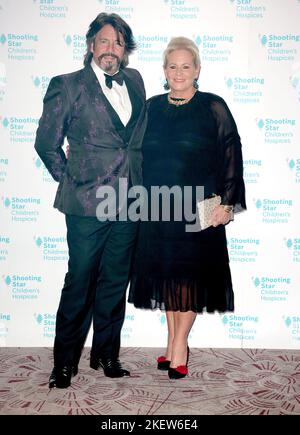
top-left (211, 96), bottom-right (246, 212)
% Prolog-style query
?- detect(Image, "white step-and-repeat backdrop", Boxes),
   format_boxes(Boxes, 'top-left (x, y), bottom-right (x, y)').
top-left (0, 0), bottom-right (300, 349)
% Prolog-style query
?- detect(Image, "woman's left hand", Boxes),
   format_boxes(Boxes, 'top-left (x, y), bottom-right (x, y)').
top-left (209, 205), bottom-right (233, 227)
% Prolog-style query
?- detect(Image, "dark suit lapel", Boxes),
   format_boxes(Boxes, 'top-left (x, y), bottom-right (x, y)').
top-left (82, 65), bottom-right (144, 138)
top-left (123, 70), bottom-right (144, 123)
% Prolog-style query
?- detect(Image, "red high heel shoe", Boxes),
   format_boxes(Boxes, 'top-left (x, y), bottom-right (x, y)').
top-left (168, 346), bottom-right (189, 379)
top-left (157, 355), bottom-right (171, 371)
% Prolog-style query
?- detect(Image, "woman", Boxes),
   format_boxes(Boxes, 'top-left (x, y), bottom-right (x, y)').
top-left (128, 37), bottom-right (246, 379)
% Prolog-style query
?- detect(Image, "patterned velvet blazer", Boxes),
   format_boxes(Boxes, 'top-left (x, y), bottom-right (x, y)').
top-left (34, 65), bottom-right (147, 216)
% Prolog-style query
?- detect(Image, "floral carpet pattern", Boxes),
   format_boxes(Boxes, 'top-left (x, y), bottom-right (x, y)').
top-left (0, 347), bottom-right (300, 415)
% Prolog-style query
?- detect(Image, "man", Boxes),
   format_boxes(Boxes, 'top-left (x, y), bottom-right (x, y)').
top-left (34, 13), bottom-right (147, 388)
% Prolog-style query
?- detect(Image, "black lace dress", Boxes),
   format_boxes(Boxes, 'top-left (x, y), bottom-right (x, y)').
top-left (128, 91), bottom-right (246, 313)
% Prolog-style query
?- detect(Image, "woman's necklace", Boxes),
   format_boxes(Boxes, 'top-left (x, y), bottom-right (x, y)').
top-left (167, 92), bottom-right (195, 107)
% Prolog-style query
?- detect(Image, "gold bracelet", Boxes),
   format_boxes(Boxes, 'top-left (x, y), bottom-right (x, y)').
top-left (222, 205), bottom-right (234, 213)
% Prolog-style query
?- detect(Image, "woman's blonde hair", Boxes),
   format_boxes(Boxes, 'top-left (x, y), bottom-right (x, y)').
top-left (163, 37), bottom-right (201, 68)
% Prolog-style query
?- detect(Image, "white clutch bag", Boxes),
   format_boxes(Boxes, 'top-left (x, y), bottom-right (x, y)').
top-left (197, 195), bottom-right (221, 230)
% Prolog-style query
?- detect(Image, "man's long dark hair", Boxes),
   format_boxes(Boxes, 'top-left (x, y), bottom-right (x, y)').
top-left (84, 13), bottom-right (137, 68)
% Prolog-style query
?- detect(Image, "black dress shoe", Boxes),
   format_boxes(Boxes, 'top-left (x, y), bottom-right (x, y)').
top-left (48, 365), bottom-right (78, 389)
top-left (90, 357), bottom-right (130, 378)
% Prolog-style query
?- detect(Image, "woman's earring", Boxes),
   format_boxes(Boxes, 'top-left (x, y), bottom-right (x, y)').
top-left (163, 79), bottom-right (170, 90)
top-left (193, 79), bottom-right (199, 89)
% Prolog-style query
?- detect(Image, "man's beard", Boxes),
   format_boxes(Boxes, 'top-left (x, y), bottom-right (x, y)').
top-left (98, 53), bottom-right (121, 73)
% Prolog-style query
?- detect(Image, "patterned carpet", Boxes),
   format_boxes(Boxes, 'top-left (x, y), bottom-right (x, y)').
top-left (0, 347), bottom-right (300, 415)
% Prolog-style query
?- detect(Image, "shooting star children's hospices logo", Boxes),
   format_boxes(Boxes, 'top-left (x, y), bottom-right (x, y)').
top-left (2, 196), bottom-right (41, 223)
top-left (225, 76), bottom-right (264, 104)
top-left (34, 235), bottom-right (68, 261)
top-left (63, 33), bottom-right (86, 62)
top-left (163, 0), bottom-right (200, 20)
top-left (0, 235), bottom-right (10, 262)
top-left (254, 197), bottom-right (293, 224)
top-left (33, 156), bottom-right (55, 183)
top-left (0, 157), bottom-right (8, 183)
top-left (284, 237), bottom-right (300, 263)
top-left (4, 274), bottom-right (42, 300)
top-left (1, 114), bottom-right (39, 144)
top-left (283, 316), bottom-right (300, 342)
top-left (34, 313), bottom-right (56, 339)
top-left (252, 276), bottom-right (291, 302)
top-left (1, 32), bottom-right (38, 61)
top-left (99, 0), bottom-right (133, 19)
top-left (256, 117), bottom-right (296, 145)
top-left (34, 0), bottom-right (69, 19)
top-left (196, 34), bottom-right (234, 63)
top-left (222, 314), bottom-right (258, 342)
top-left (286, 158), bottom-right (300, 183)
top-left (260, 33), bottom-right (300, 62)
top-left (229, 0), bottom-right (266, 19)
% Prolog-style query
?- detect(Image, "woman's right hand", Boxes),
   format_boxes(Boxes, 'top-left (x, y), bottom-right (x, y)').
top-left (209, 205), bottom-right (233, 227)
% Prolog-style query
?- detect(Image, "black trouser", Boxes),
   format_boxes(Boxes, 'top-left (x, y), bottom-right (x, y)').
top-left (53, 215), bottom-right (138, 368)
